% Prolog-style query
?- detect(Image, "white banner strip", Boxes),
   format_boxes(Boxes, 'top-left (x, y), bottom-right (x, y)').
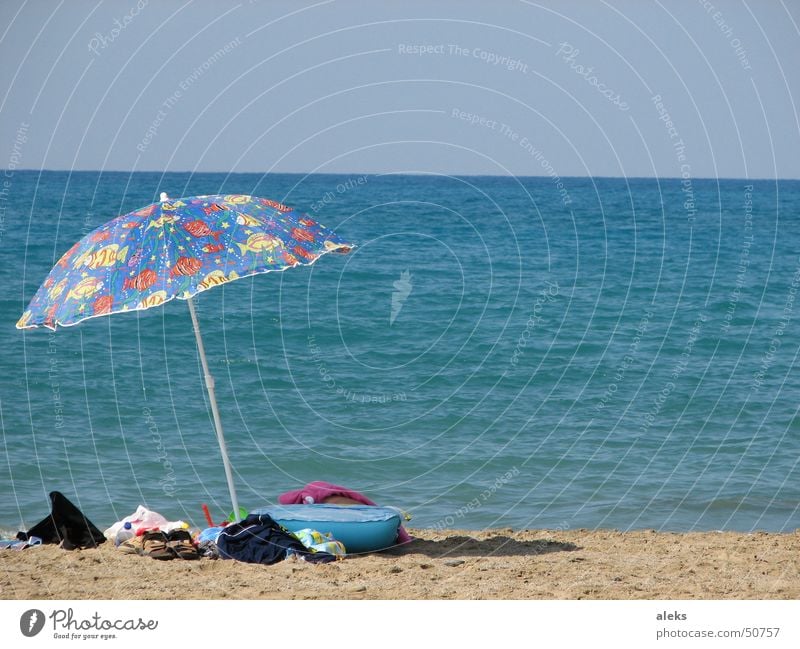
top-left (1, 600), bottom-right (799, 647)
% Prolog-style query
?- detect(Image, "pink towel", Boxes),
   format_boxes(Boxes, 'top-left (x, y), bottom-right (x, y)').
top-left (278, 481), bottom-right (412, 544)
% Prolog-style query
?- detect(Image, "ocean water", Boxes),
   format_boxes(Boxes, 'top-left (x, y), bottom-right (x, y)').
top-left (1, 171), bottom-right (798, 534)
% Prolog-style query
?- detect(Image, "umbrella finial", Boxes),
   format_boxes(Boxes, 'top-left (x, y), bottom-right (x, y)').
top-left (159, 192), bottom-right (170, 202)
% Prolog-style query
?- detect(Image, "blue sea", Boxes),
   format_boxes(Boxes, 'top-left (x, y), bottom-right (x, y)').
top-left (1, 171), bottom-right (798, 534)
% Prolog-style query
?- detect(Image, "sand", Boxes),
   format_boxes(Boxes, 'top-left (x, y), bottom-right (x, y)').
top-left (2, 528), bottom-right (798, 600)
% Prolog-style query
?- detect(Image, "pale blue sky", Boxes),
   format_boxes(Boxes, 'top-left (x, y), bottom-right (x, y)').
top-left (1, 0), bottom-right (798, 178)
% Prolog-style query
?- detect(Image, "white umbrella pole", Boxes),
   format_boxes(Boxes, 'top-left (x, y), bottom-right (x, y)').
top-left (186, 296), bottom-right (240, 522)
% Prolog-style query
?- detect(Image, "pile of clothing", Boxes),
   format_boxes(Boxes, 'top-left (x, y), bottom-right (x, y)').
top-left (8, 481), bottom-right (410, 567)
top-left (197, 514), bottom-right (344, 565)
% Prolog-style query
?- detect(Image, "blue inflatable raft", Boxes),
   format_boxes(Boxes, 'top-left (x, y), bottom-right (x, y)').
top-left (250, 504), bottom-right (401, 553)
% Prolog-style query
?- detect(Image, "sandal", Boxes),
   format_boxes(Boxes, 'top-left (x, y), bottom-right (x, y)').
top-left (117, 535), bottom-right (144, 555)
top-left (141, 530), bottom-right (173, 560)
top-left (166, 529), bottom-right (199, 560)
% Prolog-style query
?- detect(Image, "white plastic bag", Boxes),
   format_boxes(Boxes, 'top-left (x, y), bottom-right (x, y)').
top-left (103, 505), bottom-right (169, 540)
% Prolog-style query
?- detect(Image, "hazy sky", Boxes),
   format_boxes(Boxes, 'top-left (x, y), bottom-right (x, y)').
top-left (1, 0), bottom-right (798, 178)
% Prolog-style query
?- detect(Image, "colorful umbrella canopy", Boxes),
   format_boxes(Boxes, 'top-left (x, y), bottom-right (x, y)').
top-left (17, 193), bottom-right (353, 519)
top-left (17, 193), bottom-right (352, 330)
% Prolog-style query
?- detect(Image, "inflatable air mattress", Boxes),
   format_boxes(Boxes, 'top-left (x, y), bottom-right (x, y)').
top-left (250, 504), bottom-right (401, 553)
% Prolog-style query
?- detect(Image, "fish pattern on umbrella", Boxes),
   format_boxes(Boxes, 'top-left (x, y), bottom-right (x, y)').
top-left (17, 194), bottom-right (352, 330)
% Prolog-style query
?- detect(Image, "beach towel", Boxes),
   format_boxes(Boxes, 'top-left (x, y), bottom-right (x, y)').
top-left (215, 513), bottom-right (337, 565)
top-left (0, 536), bottom-right (42, 550)
top-left (16, 491), bottom-right (106, 549)
top-left (292, 528), bottom-right (346, 558)
top-left (278, 480), bottom-right (413, 544)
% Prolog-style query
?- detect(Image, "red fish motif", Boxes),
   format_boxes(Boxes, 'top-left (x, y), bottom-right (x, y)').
top-left (299, 218), bottom-right (316, 227)
top-left (261, 198), bottom-right (292, 212)
top-left (281, 251), bottom-right (299, 266)
top-left (291, 227), bottom-right (314, 243)
top-left (122, 220), bottom-right (141, 229)
top-left (184, 220), bottom-right (222, 240)
top-left (123, 268), bottom-right (158, 292)
top-left (170, 256), bottom-right (203, 277)
top-left (90, 230), bottom-right (111, 243)
top-left (57, 242), bottom-right (81, 269)
top-left (93, 295), bottom-right (113, 315)
top-left (293, 245), bottom-right (316, 261)
top-left (202, 203), bottom-right (224, 215)
top-left (202, 243), bottom-right (225, 254)
top-left (44, 304), bottom-right (58, 328)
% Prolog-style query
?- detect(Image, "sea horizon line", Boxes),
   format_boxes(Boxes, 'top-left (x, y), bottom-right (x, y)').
top-left (9, 169), bottom-right (800, 182)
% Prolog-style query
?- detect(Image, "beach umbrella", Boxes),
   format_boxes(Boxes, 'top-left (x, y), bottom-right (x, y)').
top-left (17, 193), bottom-right (353, 520)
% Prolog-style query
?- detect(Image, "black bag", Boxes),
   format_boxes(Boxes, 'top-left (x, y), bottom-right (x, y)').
top-left (17, 491), bottom-right (106, 549)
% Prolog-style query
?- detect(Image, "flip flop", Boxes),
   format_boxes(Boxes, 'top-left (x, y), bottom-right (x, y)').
top-left (166, 529), bottom-right (199, 560)
top-left (141, 530), bottom-right (173, 560)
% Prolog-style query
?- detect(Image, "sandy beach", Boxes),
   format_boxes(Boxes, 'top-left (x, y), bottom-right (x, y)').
top-left (2, 527), bottom-right (798, 600)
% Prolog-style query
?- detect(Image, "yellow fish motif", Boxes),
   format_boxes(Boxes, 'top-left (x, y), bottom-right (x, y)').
top-left (324, 240), bottom-right (351, 252)
top-left (67, 277), bottom-right (103, 301)
top-left (236, 233), bottom-right (280, 255)
top-left (72, 250), bottom-right (91, 268)
top-left (145, 214), bottom-right (180, 231)
top-left (74, 244), bottom-right (129, 270)
top-left (223, 195), bottom-right (251, 204)
top-left (235, 214), bottom-right (263, 227)
top-left (197, 270), bottom-right (227, 290)
top-left (198, 270), bottom-right (239, 291)
top-left (161, 201), bottom-right (186, 211)
top-left (48, 277), bottom-right (69, 300)
top-left (137, 290), bottom-right (168, 310)
top-left (17, 310), bottom-right (32, 328)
